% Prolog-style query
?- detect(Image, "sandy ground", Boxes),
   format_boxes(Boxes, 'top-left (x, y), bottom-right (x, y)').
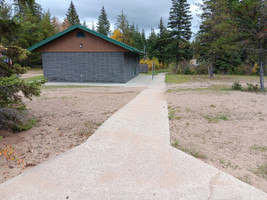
top-left (0, 86), bottom-right (142, 184)
top-left (166, 82), bottom-right (267, 192)
top-left (20, 69), bottom-right (43, 78)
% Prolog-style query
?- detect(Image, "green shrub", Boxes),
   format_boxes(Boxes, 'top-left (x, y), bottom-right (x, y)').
top-left (246, 83), bottom-right (259, 91)
top-left (195, 63), bottom-right (208, 74)
top-left (13, 119), bottom-right (38, 132)
top-left (232, 81), bottom-right (242, 90)
top-left (183, 66), bottom-right (193, 74)
top-left (235, 63), bottom-right (252, 75)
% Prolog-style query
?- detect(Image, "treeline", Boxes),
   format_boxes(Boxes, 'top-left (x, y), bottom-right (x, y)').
top-left (0, 0), bottom-right (193, 69)
top-left (195, 0), bottom-right (266, 78)
top-left (1, 0), bottom-right (266, 77)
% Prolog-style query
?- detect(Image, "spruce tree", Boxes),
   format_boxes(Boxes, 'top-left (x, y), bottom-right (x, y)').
top-left (115, 10), bottom-right (132, 45)
top-left (157, 17), bottom-right (171, 66)
top-left (82, 20), bottom-right (87, 28)
top-left (96, 6), bottom-right (110, 36)
top-left (65, 1), bottom-right (80, 26)
top-left (168, 0), bottom-right (192, 66)
top-left (0, 0), bottom-right (46, 130)
top-left (195, 0), bottom-right (241, 76)
top-left (130, 25), bottom-right (146, 51)
top-left (234, 0), bottom-right (266, 90)
top-left (147, 28), bottom-right (158, 59)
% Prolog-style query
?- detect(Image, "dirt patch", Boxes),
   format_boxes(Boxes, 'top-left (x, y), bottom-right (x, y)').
top-left (0, 86), bottom-right (142, 183)
top-left (20, 69), bottom-right (43, 79)
top-left (166, 84), bottom-right (267, 192)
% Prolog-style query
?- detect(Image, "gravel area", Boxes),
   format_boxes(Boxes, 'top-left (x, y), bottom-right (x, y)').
top-left (0, 86), bottom-right (142, 183)
top-left (166, 83), bottom-right (267, 192)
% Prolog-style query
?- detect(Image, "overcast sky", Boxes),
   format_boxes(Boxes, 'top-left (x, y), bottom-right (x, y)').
top-left (35, 0), bottom-right (202, 37)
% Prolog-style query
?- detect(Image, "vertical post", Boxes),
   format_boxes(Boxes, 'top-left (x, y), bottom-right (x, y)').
top-left (259, 58), bottom-right (265, 91)
top-left (152, 62), bottom-right (155, 79)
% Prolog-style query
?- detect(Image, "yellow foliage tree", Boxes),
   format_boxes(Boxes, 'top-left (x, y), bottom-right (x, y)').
top-left (62, 18), bottom-right (71, 31)
top-left (140, 58), bottom-right (160, 70)
top-left (110, 29), bottom-right (133, 46)
top-left (110, 29), bottom-right (123, 42)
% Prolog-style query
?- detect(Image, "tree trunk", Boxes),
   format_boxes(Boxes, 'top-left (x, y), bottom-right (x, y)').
top-left (209, 63), bottom-right (214, 78)
top-left (259, 58), bottom-right (265, 91)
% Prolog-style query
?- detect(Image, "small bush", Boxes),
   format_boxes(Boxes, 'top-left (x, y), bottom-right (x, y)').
top-left (195, 63), bottom-right (208, 74)
top-left (251, 64), bottom-right (259, 74)
top-left (183, 66), bottom-right (193, 74)
top-left (12, 118), bottom-right (38, 132)
top-left (232, 81), bottom-right (242, 90)
top-left (235, 63), bottom-right (252, 75)
top-left (140, 57), bottom-right (160, 70)
top-left (171, 60), bottom-right (197, 75)
top-left (0, 143), bottom-right (24, 168)
top-left (246, 83), bottom-right (259, 91)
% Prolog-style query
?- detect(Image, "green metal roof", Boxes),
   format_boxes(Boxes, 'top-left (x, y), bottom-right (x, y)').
top-left (28, 24), bottom-right (144, 54)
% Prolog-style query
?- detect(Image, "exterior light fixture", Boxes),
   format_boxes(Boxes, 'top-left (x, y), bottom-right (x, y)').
top-left (80, 43), bottom-right (83, 48)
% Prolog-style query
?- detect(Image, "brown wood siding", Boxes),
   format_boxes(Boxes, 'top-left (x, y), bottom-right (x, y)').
top-left (36, 29), bottom-right (129, 53)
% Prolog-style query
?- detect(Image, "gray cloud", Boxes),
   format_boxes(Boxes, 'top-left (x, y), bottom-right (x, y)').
top-left (36, 0), bottom-right (202, 35)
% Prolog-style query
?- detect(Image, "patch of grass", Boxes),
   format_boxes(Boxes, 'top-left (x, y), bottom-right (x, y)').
top-left (171, 139), bottom-right (207, 160)
top-left (227, 161), bottom-right (239, 169)
top-left (220, 159), bottom-right (225, 165)
top-left (204, 115), bottom-right (229, 122)
top-left (172, 140), bottom-right (179, 148)
top-left (210, 104), bottom-right (216, 108)
top-left (78, 130), bottom-right (92, 137)
top-left (165, 74), bottom-right (191, 84)
top-left (23, 75), bottom-right (44, 82)
top-left (250, 146), bottom-right (267, 152)
top-left (13, 119), bottom-right (38, 131)
top-left (60, 96), bottom-right (71, 100)
top-left (168, 107), bottom-right (182, 120)
top-left (165, 74), bottom-right (265, 84)
top-left (254, 162), bottom-right (267, 178)
top-left (166, 85), bottom-right (230, 93)
top-left (238, 175), bottom-right (252, 185)
top-left (166, 88), bottom-right (207, 93)
top-left (185, 107), bottom-right (191, 112)
top-left (168, 108), bottom-right (175, 120)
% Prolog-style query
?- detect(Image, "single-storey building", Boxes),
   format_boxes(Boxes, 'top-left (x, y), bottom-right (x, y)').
top-left (28, 24), bottom-right (144, 83)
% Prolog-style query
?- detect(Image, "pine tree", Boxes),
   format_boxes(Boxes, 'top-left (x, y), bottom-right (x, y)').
top-left (116, 10), bottom-right (129, 34)
top-left (40, 10), bottom-right (56, 39)
top-left (130, 24), bottom-right (146, 51)
top-left (82, 20), bottom-right (87, 28)
top-left (115, 10), bottom-right (133, 45)
top-left (147, 28), bottom-right (158, 59)
top-left (195, 0), bottom-right (241, 77)
top-left (0, 0), bottom-right (46, 130)
top-left (234, 0), bottom-right (266, 90)
top-left (157, 17), bottom-right (171, 66)
top-left (91, 21), bottom-right (95, 31)
top-left (65, 1), bottom-right (80, 27)
top-left (96, 6), bottom-right (110, 36)
top-left (0, 1), bottom-right (17, 44)
top-left (168, 0), bottom-right (192, 66)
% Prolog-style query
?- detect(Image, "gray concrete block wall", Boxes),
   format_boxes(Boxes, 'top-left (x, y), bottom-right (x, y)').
top-left (123, 53), bottom-right (140, 82)
top-left (42, 52), bottom-right (139, 83)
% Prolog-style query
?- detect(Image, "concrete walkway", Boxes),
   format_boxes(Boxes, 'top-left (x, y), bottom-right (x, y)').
top-left (44, 74), bottom-right (154, 87)
top-left (0, 74), bottom-right (266, 199)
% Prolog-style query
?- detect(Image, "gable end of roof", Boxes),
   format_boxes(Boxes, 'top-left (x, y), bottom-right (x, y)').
top-left (28, 24), bottom-right (144, 54)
